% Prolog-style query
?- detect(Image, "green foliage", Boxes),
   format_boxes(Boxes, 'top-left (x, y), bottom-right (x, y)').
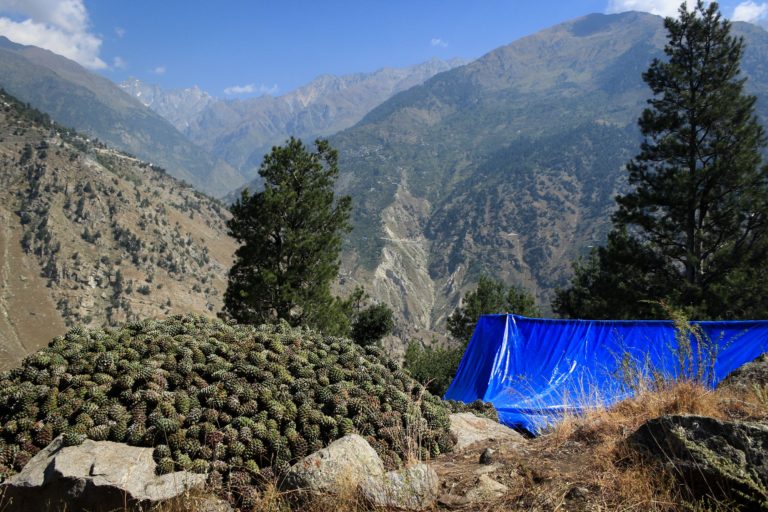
top-left (404, 343), bottom-right (464, 396)
top-left (447, 275), bottom-right (538, 343)
top-left (0, 315), bottom-right (456, 506)
top-left (351, 303), bottom-right (394, 347)
top-left (406, 275), bottom-right (536, 396)
top-left (553, 227), bottom-right (670, 319)
top-left (556, 2), bottom-right (768, 320)
top-left (444, 399), bottom-right (499, 423)
top-left (328, 285), bottom-right (395, 346)
top-left (223, 138), bottom-right (352, 335)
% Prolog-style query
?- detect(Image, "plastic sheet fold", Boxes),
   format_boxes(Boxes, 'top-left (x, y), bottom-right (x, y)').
top-left (444, 315), bottom-right (768, 434)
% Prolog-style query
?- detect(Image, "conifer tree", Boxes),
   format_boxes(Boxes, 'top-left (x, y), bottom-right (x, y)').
top-left (448, 275), bottom-right (537, 342)
top-left (555, 1), bottom-right (768, 319)
top-left (223, 138), bottom-right (352, 331)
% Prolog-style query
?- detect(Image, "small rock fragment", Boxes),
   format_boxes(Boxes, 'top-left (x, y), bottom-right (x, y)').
top-left (473, 463), bottom-right (502, 475)
top-left (464, 474), bottom-right (509, 503)
top-left (479, 447), bottom-right (495, 464)
top-left (566, 486), bottom-right (589, 500)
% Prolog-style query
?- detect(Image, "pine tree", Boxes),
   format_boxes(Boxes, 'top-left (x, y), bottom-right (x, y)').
top-left (351, 303), bottom-right (394, 347)
top-left (555, 1), bottom-right (768, 319)
top-left (448, 275), bottom-right (537, 342)
top-left (223, 138), bottom-right (352, 331)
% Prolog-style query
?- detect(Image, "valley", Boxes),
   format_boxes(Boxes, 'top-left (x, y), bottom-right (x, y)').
top-left (2, 10), bottom-right (768, 345)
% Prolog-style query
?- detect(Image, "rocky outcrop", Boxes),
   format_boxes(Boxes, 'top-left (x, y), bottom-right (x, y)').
top-left (719, 353), bottom-right (768, 391)
top-left (281, 434), bottom-right (385, 494)
top-left (627, 415), bottom-right (768, 509)
top-left (282, 434), bottom-right (440, 510)
top-left (449, 412), bottom-right (525, 450)
top-left (360, 463), bottom-right (439, 510)
top-left (1, 435), bottom-right (206, 511)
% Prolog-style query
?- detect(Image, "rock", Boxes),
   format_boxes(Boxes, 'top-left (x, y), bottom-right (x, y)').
top-left (281, 434), bottom-right (384, 495)
top-left (566, 486), bottom-right (589, 500)
top-left (473, 463), bottom-right (502, 476)
top-left (719, 353), bottom-right (768, 391)
top-left (628, 415), bottom-right (768, 509)
top-left (479, 447), bottom-right (495, 464)
top-left (439, 472), bottom-right (512, 508)
top-left (360, 463), bottom-right (439, 510)
top-left (449, 412), bottom-right (524, 450)
top-left (463, 474), bottom-right (509, 502)
top-left (1, 435), bottom-right (206, 512)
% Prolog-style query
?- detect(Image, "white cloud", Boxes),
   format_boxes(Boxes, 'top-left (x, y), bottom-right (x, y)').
top-left (112, 56), bottom-right (126, 69)
top-left (224, 84), bottom-right (255, 94)
top-left (605, 0), bottom-right (682, 17)
top-left (152, 65), bottom-right (166, 75)
top-left (115, 26), bottom-right (125, 38)
top-left (0, 0), bottom-right (105, 69)
top-left (430, 37), bottom-right (448, 47)
top-left (732, 1), bottom-right (768, 24)
top-left (224, 83), bottom-right (278, 95)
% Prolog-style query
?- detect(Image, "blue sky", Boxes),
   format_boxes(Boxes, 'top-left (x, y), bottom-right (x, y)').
top-left (0, 1), bottom-right (766, 97)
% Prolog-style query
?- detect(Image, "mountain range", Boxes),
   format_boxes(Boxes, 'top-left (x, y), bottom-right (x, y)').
top-left (328, 12), bottom-right (768, 332)
top-left (0, 36), bottom-right (243, 197)
top-left (0, 35), bottom-right (459, 199)
top-left (120, 58), bottom-right (465, 182)
top-left (2, 11), bottom-right (768, 346)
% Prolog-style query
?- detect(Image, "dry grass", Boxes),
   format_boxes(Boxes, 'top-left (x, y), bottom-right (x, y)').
top-left (493, 379), bottom-right (768, 512)
top-left (151, 480), bottom-right (372, 512)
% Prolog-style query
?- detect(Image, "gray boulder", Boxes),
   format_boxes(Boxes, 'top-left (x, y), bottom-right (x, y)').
top-left (1, 435), bottom-right (206, 511)
top-left (628, 415), bottom-right (768, 509)
top-left (281, 434), bottom-right (384, 495)
top-left (449, 412), bottom-right (524, 450)
top-left (719, 353), bottom-right (768, 391)
top-left (360, 463), bottom-right (439, 510)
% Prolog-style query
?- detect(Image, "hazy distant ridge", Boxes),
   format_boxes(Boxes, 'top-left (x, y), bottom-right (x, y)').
top-left (121, 58), bottom-right (466, 180)
top-left (0, 36), bottom-right (244, 197)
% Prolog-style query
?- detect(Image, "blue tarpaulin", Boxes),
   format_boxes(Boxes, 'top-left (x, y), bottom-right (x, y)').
top-left (444, 314), bottom-right (768, 434)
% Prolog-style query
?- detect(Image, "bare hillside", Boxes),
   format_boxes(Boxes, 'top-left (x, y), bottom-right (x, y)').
top-left (0, 92), bottom-right (236, 368)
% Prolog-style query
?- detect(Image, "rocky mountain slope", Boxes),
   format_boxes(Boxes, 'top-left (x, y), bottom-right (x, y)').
top-left (0, 91), bottom-right (236, 369)
top-left (0, 37), bottom-right (243, 197)
top-left (330, 12), bottom-right (768, 332)
top-left (118, 79), bottom-right (217, 132)
top-left (121, 58), bottom-right (465, 182)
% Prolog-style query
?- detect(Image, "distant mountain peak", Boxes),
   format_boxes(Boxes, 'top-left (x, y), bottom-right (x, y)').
top-left (119, 77), bottom-right (217, 130)
top-left (124, 57), bottom-right (466, 180)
